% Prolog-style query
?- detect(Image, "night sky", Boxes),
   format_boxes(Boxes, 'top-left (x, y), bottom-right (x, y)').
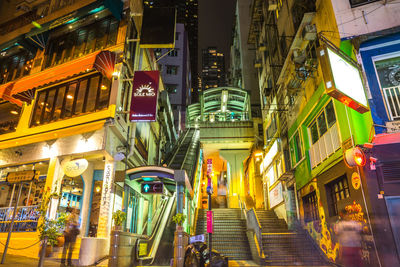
top-left (198, 0), bottom-right (236, 75)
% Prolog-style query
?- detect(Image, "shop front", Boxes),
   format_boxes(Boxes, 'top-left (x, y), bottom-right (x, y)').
top-left (298, 160), bottom-right (378, 266)
top-left (0, 125), bottom-right (121, 262)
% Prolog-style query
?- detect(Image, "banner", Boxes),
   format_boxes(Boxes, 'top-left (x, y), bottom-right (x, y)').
top-left (130, 71), bottom-right (160, 122)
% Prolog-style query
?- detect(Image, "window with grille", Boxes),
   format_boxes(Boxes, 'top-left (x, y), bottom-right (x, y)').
top-left (0, 49), bottom-right (34, 84)
top-left (349, 0), bottom-right (380, 8)
top-left (45, 16), bottom-right (119, 68)
top-left (290, 130), bottom-right (304, 167)
top-left (325, 175), bottom-right (350, 216)
top-left (373, 54), bottom-right (400, 120)
top-left (166, 65), bottom-right (178, 75)
top-left (31, 73), bottom-right (110, 126)
top-left (165, 84), bottom-right (178, 94)
top-left (168, 49), bottom-right (178, 57)
top-left (303, 191), bottom-right (319, 223)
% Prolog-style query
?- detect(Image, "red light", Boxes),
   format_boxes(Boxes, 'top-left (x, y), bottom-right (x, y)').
top-left (344, 147), bottom-right (366, 167)
top-left (354, 149), bottom-right (366, 166)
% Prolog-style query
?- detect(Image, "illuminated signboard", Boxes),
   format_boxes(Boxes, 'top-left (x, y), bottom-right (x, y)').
top-left (141, 182), bottom-right (163, 194)
top-left (318, 44), bottom-right (369, 113)
top-left (6, 170), bottom-right (39, 183)
top-left (260, 140), bottom-right (279, 173)
top-left (130, 71), bottom-right (160, 122)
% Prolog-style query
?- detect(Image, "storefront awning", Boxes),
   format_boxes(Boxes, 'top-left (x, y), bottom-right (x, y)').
top-left (10, 50), bottom-right (116, 104)
top-left (0, 82), bottom-right (22, 106)
top-left (372, 132), bottom-right (400, 146)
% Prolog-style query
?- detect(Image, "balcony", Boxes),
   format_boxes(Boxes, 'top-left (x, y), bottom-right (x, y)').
top-left (309, 123), bottom-right (341, 168)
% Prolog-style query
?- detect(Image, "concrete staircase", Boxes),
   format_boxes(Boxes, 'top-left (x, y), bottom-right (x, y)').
top-left (256, 210), bottom-right (332, 266)
top-left (195, 208), bottom-right (252, 261)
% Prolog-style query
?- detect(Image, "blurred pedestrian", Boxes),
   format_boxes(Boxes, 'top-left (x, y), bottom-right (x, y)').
top-left (61, 209), bottom-right (80, 266)
top-left (335, 210), bottom-right (363, 267)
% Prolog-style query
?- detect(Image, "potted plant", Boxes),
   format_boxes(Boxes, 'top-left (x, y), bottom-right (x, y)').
top-left (55, 212), bottom-right (68, 247)
top-left (112, 210), bottom-right (126, 231)
top-left (172, 213), bottom-right (186, 231)
top-left (38, 218), bottom-right (62, 256)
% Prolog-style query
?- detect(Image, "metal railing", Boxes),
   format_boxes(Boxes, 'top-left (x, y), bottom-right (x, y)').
top-left (0, 205), bottom-right (40, 232)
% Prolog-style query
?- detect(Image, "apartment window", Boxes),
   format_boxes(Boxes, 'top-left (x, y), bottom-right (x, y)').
top-left (309, 101), bottom-right (336, 144)
top-left (165, 84), bottom-right (178, 94)
top-left (45, 17), bottom-right (119, 68)
top-left (303, 191), bottom-right (319, 223)
top-left (349, 0), bottom-right (380, 8)
top-left (166, 65), bottom-right (178, 75)
top-left (326, 175), bottom-right (350, 217)
top-left (373, 54), bottom-right (400, 120)
top-left (0, 101), bottom-right (21, 135)
top-left (290, 130), bottom-right (304, 167)
top-left (266, 113), bottom-right (277, 143)
top-left (168, 49), bottom-right (178, 57)
top-left (176, 32), bottom-right (180, 40)
top-left (0, 50), bottom-right (34, 84)
top-left (31, 73), bottom-right (110, 126)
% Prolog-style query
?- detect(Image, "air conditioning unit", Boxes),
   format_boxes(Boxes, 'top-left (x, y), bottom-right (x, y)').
top-left (292, 49), bottom-right (306, 65)
top-left (268, 0), bottom-right (278, 11)
top-left (303, 24), bottom-right (317, 41)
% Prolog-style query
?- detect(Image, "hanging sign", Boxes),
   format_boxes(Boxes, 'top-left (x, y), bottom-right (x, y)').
top-left (207, 210), bottom-right (213, 234)
top-left (62, 158), bottom-right (88, 177)
top-left (317, 44), bottom-right (369, 114)
top-left (130, 71), bottom-right (160, 122)
top-left (351, 172), bottom-right (361, 190)
top-left (6, 170), bottom-right (39, 183)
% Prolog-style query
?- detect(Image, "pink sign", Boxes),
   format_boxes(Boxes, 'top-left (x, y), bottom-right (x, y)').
top-left (207, 159), bottom-right (212, 175)
top-left (207, 210), bottom-right (213, 233)
top-left (130, 71), bottom-right (160, 122)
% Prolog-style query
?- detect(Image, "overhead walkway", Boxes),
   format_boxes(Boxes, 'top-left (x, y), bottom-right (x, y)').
top-left (110, 127), bottom-right (201, 266)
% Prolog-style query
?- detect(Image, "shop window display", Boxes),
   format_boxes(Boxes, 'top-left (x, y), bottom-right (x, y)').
top-left (59, 176), bottom-right (84, 215)
top-left (0, 162), bottom-right (49, 232)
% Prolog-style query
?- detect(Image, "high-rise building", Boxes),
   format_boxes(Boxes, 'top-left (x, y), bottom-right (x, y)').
top-left (155, 23), bottom-right (191, 133)
top-left (230, 0), bottom-right (260, 117)
top-left (201, 47), bottom-right (226, 90)
top-left (144, 0), bottom-right (199, 101)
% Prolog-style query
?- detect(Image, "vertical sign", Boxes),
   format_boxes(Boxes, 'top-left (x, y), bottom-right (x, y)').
top-left (207, 210), bottom-right (213, 233)
top-left (207, 159), bottom-right (212, 176)
top-left (97, 163), bottom-right (114, 237)
top-left (130, 71), bottom-right (160, 122)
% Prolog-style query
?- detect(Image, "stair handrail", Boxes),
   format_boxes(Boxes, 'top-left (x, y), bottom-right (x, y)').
top-left (165, 127), bottom-right (192, 166)
top-left (137, 192), bottom-right (177, 264)
top-left (238, 195), bottom-right (247, 221)
top-left (179, 129), bottom-right (198, 170)
top-left (246, 208), bottom-right (265, 260)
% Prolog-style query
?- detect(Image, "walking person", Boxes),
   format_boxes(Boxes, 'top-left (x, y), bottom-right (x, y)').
top-left (335, 210), bottom-right (363, 267)
top-left (61, 209), bottom-right (80, 266)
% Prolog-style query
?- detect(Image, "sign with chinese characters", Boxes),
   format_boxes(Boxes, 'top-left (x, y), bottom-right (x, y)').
top-left (351, 172), bottom-right (361, 190)
top-left (6, 170), bottom-right (39, 183)
top-left (130, 71), bottom-right (160, 122)
top-left (386, 120), bottom-right (400, 133)
top-left (269, 182), bottom-right (283, 208)
top-left (207, 210), bottom-right (213, 233)
top-left (97, 163), bottom-right (114, 238)
top-left (190, 234), bottom-right (205, 244)
top-left (318, 44), bottom-right (369, 114)
top-left (207, 159), bottom-right (212, 176)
